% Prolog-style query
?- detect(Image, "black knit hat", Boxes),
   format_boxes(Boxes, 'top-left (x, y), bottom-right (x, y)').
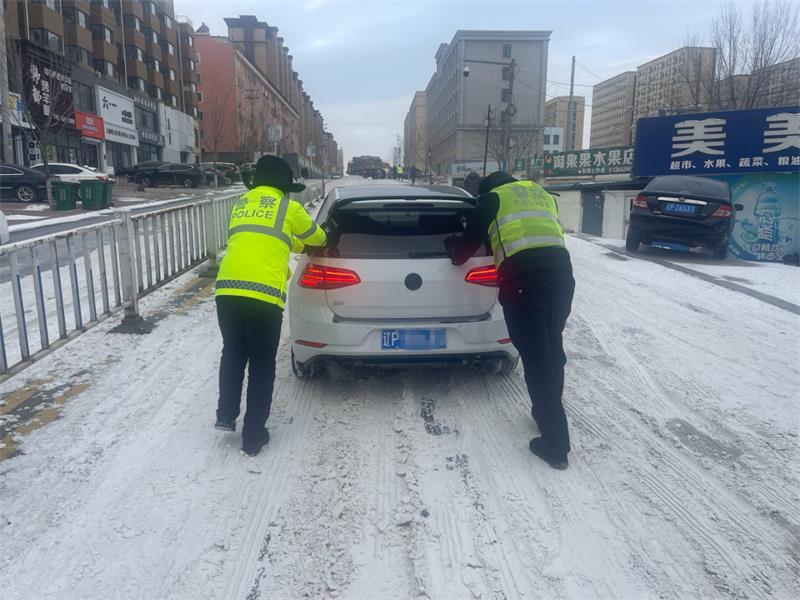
top-left (479, 171), bottom-right (517, 196)
top-left (251, 155), bottom-right (306, 193)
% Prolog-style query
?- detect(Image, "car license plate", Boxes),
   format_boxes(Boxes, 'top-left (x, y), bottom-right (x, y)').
top-left (664, 202), bottom-right (698, 215)
top-left (381, 329), bottom-right (446, 350)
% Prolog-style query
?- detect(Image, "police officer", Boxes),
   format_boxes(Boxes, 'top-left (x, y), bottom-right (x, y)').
top-left (215, 155), bottom-right (329, 456)
top-left (445, 171), bottom-right (575, 469)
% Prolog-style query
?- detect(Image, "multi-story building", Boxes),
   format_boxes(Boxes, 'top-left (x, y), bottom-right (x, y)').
top-left (545, 96), bottom-right (584, 151)
top-left (424, 30), bottom-right (550, 177)
top-left (632, 46), bottom-right (716, 139)
top-left (403, 91), bottom-right (427, 172)
top-left (590, 71), bottom-right (636, 148)
top-left (542, 126), bottom-right (564, 153)
top-left (747, 57), bottom-right (800, 109)
top-left (3, 0), bottom-right (200, 170)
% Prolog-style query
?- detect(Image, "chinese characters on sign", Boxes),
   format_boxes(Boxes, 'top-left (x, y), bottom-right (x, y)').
top-left (21, 43), bottom-right (75, 127)
top-left (543, 146), bottom-right (634, 177)
top-left (634, 107), bottom-right (800, 177)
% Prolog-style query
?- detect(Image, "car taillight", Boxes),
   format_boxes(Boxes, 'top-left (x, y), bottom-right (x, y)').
top-left (295, 340), bottom-right (327, 348)
top-left (96, 175), bottom-right (108, 181)
top-left (633, 194), bottom-right (648, 209)
top-left (497, 338), bottom-right (512, 344)
top-left (299, 264), bottom-right (361, 290)
top-left (465, 265), bottom-right (499, 287)
top-left (711, 204), bottom-right (734, 218)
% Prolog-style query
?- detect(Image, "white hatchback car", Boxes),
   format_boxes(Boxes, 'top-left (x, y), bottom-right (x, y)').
top-left (288, 184), bottom-right (518, 377)
top-left (31, 163), bottom-right (113, 183)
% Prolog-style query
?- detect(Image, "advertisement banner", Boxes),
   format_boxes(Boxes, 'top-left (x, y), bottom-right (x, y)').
top-left (21, 42), bottom-right (74, 127)
top-left (451, 160), bottom-right (499, 176)
top-left (543, 146), bottom-right (634, 177)
top-left (719, 173), bottom-right (799, 261)
top-left (96, 87), bottom-right (138, 146)
top-left (634, 106), bottom-right (800, 177)
top-left (75, 111), bottom-right (104, 140)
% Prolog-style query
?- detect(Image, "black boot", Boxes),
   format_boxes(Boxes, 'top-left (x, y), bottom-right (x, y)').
top-left (529, 437), bottom-right (569, 470)
top-left (215, 416), bottom-right (236, 432)
top-left (242, 428), bottom-right (270, 456)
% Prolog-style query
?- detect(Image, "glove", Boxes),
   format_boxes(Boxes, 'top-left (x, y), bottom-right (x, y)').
top-left (320, 217), bottom-right (339, 237)
top-left (444, 235), bottom-right (467, 266)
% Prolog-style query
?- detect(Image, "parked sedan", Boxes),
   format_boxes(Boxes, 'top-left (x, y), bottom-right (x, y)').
top-left (149, 163), bottom-right (207, 188)
top-left (117, 161), bottom-right (166, 181)
top-left (32, 162), bottom-right (113, 183)
top-left (0, 162), bottom-right (47, 202)
top-left (626, 175), bottom-right (742, 260)
top-left (289, 183), bottom-right (519, 378)
top-left (0, 209), bottom-right (9, 245)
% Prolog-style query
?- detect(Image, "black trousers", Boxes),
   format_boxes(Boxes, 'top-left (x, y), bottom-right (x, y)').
top-left (216, 296), bottom-right (283, 439)
top-left (499, 269), bottom-right (575, 456)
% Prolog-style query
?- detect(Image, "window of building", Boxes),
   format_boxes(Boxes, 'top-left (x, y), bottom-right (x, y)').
top-left (553, 134), bottom-right (560, 145)
top-left (162, 40), bottom-right (176, 56)
top-left (161, 14), bottom-right (173, 28)
top-left (147, 57), bottom-right (161, 72)
top-left (135, 106), bottom-right (158, 131)
top-left (182, 81), bottom-right (196, 93)
top-left (144, 1), bottom-right (157, 16)
top-left (30, 29), bottom-right (63, 53)
top-left (162, 67), bottom-right (176, 81)
top-left (91, 25), bottom-right (113, 44)
top-left (32, 0), bottom-right (60, 11)
top-left (502, 44), bottom-right (511, 59)
top-left (501, 88), bottom-right (511, 103)
top-left (67, 45), bottom-right (92, 67)
top-left (63, 7), bottom-right (88, 28)
top-left (502, 66), bottom-right (512, 81)
top-left (544, 134), bottom-right (551, 145)
top-left (182, 57), bottom-right (195, 71)
top-left (143, 28), bottom-right (158, 44)
top-left (73, 81), bottom-right (95, 112)
top-left (165, 94), bottom-right (177, 107)
top-left (180, 33), bottom-right (194, 47)
top-left (102, 0), bottom-right (111, 9)
top-left (148, 85), bottom-right (163, 100)
top-left (128, 77), bottom-right (147, 92)
top-left (197, 91), bottom-right (203, 103)
top-left (126, 46), bottom-right (145, 62)
top-left (93, 59), bottom-right (116, 78)
top-left (124, 14), bottom-right (143, 32)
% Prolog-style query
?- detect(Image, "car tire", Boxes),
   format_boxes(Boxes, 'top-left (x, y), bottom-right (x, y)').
top-left (15, 184), bottom-right (37, 203)
top-left (713, 245), bottom-right (729, 260)
top-left (625, 230), bottom-right (640, 252)
top-left (497, 356), bottom-right (519, 375)
top-left (291, 349), bottom-right (314, 379)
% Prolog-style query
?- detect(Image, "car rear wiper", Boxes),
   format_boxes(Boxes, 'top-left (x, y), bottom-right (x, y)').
top-left (408, 251), bottom-right (448, 258)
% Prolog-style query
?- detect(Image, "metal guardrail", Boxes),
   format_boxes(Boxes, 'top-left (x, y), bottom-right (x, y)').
top-left (0, 191), bottom-right (242, 378)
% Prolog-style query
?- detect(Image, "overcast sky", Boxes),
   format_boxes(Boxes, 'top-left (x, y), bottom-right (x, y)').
top-left (175, 0), bottom-right (753, 163)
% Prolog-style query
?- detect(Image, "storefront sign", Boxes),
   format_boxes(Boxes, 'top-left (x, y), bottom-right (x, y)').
top-left (138, 129), bottom-right (165, 146)
top-left (96, 86), bottom-right (138, 146)
top-left (2, 93), bottom-right (34, 129)
top-left (451, 160), bottom-right (499, 176)
top-left (543, 146), bottom-right (634, 177)
top-left (21, 42), bottom-right (74, 127)
top-left (75, 111), bottom-right (105, 140)
top-left (634, 106), bottom-right (800, 177)
top-left (133, 95), bottom-right (159, 113)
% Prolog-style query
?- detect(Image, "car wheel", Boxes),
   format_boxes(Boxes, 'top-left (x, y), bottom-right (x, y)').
top-left (15, 184), bottom-right (37, 203)
top-left (182, 177), bottom-right (194, 188)
top-left (625, 230), bottom-right (640, 252)
top-left (713, 245), bottom-right (728, 260)
top-left (141, 176), bottom-right (152, 187)
top-left (291, 349), bottom-right (314, 379)
top-left (497, 356), bottom-right (520, 375)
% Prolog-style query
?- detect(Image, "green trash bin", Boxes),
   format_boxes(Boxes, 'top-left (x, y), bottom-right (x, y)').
top-left (80, 180), bottom-right (113, 210)
top-left (50, 181), bottom-right (80, 211)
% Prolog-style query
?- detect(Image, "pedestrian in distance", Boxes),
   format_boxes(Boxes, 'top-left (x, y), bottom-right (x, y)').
top-left (410, 165), bottom-right (417, 185)
top-left (445, 171), bottom-right (575, 469)
top-left (214, 155), bottom-right (335, 456)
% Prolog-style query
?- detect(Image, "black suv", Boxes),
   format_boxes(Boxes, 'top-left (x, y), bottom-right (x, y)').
top-left (626, 175), bottom-right (742, 260)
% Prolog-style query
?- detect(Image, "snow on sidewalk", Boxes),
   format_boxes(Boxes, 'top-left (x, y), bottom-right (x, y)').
top-left (0, 236), bottom-right (798, 599)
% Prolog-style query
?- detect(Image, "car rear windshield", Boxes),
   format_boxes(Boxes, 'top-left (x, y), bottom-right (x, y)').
top-left (315, 201), bottom-right (489, 259)
top-left (646, 176), bottom-right (730, 201)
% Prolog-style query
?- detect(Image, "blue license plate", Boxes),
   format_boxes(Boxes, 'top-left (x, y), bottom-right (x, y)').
top-left (664, 202), bottom-right (698, 215)
top-left (381, 329), bottom-right (446, 350)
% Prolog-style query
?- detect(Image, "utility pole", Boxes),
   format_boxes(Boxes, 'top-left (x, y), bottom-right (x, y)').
top-left (0, 0), bottom-right (15, 163)
top-left (500, 59), bottom-right (516, 172)
top-left (483, 104), bottom-right (491, 177)
top-left (566, 55), bottom-right (575, 151)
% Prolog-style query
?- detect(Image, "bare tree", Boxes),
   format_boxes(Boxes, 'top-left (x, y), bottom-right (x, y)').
top-left (710, 0), bottom-right (800, 109)
top-left (486, 120), bottom-right (541, 176)
top-left (9, 40), bottom-right (76, 204)
top-left (202, 90), bottom-right (233, 186)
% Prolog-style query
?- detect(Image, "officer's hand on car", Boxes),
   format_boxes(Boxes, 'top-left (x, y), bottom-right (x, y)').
top-left (444, 235), bottom-right (468, 266)
top-left (320, 217), bottom-right (339, 237)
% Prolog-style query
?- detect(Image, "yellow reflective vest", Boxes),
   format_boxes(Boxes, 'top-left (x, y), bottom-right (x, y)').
top-left (488, 180), bottom-right (565, 266)
top-left (216, 185), bottom-right (327, 309)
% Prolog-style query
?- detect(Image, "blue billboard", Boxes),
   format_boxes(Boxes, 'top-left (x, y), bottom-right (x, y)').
top-left (633, 106), bottom-right (800, 177)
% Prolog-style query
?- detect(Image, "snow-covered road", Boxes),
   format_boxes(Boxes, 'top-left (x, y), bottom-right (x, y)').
top-left (0, 233), bottom-right (798, 599)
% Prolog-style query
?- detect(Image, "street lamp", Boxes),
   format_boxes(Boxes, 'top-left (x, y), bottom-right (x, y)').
top-left (463, 57), bottom-right (516, 172)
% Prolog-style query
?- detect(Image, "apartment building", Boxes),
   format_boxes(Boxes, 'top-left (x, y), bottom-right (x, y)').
top-left (590, 71), bottom-right (636, 148)
top-left (545, 95), bottom-right (585, 151)
top-left (403, 91), bottom-right (427, 171)
top-left (3, 0), bottom-right (200, 169)
top-left (717, 57), bottom-right (800, 110)
top-left (425, 30), bottom-right (550, 176)
top-left (632, 46), bottom-right (716, 139)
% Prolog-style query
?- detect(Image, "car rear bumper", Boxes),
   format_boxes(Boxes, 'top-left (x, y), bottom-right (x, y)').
top-left (290, 309), bottom-right (516, 365)
top-left (629, 213), bottom-right (732, 246)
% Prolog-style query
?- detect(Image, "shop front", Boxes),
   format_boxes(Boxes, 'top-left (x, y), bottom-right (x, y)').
top-left (134, 95), bottom-right (165, 162)
top-left (96, 86), bottom-right (138, 174)
top-left (162, 105), bottom-right (197, 164)
top-left (75, 111), bottom-right (104, 168)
